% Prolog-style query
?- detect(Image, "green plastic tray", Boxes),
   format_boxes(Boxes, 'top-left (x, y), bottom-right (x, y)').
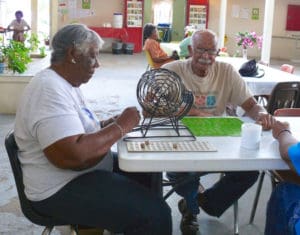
top-left (181, 117), bottom-right (243, 137)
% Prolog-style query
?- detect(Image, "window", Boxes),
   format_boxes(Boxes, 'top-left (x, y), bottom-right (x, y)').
top-left (0, 0), bottom-right (49, 42)
top-left (37, 0), bottom-right (50, 39)
top-left (0, 0), bottom-right (31, 28)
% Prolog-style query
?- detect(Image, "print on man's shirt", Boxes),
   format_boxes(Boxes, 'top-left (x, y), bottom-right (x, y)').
top-left (194, 94), bottom-right (216, 109)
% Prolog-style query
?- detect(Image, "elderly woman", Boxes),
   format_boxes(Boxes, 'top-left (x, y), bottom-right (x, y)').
top-left (14, 24), bottom-right (172, 235)
top-left (7, 10), bottom-right (31, 42)
top-left (143, 23), bottom-right (179, 69)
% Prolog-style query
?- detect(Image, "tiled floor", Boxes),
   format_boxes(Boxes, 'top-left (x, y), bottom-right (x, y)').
top-left (0, 52), bottom-right (299, 235)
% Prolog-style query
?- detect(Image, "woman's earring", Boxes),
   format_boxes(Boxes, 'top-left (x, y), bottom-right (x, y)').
top-left (71, 58), bottom-right (76, 64)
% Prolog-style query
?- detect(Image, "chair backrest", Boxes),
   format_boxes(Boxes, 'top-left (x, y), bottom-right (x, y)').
top-left (273, 108), bottom-right (300, 116)
top-left (4, 131), bottom-right (64, 226)
top-left (280, 64), bottom-right (295, 74)
top-left (144, 50), bottom-right (155, 70)
top-left (266, 82), bottom-right (300, 115)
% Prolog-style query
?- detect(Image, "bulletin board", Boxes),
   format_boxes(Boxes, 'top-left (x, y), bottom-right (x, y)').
top-left (286, 5), bottom-right (300, 31)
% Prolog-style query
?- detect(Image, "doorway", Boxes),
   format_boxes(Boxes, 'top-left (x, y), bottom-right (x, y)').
top-left (37, 0), bottom-right (50, 42)
top-left (152, 0), bottom-right (173, 25)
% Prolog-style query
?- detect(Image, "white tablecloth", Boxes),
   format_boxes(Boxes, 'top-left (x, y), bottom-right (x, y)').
top-left (217, 57), bottom-right (300, 96)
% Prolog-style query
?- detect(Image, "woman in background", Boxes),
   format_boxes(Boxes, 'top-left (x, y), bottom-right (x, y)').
top-left (143, 23), bottom-right (179, 69)
top-left (7, 10), bottom-right (31, 42)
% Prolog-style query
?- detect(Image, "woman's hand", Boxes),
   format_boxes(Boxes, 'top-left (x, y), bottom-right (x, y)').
top-left (115, 106), bottom-right (141, 134)
top-left (272, 120), bottom-right (291, 139)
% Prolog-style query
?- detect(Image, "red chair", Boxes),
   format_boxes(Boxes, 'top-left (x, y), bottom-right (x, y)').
top-left (274, 108), bottom-right (300, 116)
top-left (280, 64), bottom-right (295, 74)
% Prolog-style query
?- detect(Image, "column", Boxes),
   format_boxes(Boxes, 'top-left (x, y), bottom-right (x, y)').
top-left (260, 0), bottom-right (275, 64)
top-left (31, 0), bottom-right (38, 33)
top-left (218, 0), bottom-right (227, 49)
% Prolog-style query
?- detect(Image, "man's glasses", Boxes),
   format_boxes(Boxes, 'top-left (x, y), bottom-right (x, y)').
top-left (194, 48), bottom-right (219, 55)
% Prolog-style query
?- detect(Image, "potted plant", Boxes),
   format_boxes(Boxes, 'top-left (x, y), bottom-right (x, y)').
top-left (27, 32), bottom-right (40, 53)
top-left (2, 40), bottom-right (31, 73)
top-left (39, 46), bottom-right (46, 57)
top-left (235, 31), bottom-right (263, 59)
top-left (0, 46), bottom-right (6, 74)
top-left (0, 52), bottom-right (5, 74)
top-left (44, 35), bottom-right (50, 46)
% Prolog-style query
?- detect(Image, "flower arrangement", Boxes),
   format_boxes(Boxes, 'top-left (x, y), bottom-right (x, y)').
top-left (235, 31), bottom-right (263, 49)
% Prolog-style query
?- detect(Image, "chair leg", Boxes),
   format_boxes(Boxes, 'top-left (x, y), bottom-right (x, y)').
top-left (41, 226), bottom-right (54, 235)
top-left (249, 171), bottom-right (265, 224)
top-left (233, 201), bottom-right (239, 235)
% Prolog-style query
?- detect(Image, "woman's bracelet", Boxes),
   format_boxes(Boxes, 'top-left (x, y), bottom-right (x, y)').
top-left (114, 121), bottom-right (125, 137)
top-left (276, 129), bottom-right (292, 139)
top-left (100, 116), bottom-right (117, 128)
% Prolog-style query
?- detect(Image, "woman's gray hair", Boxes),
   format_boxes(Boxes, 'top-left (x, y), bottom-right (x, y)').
top-left (51, 24), bottom-right (104, 64)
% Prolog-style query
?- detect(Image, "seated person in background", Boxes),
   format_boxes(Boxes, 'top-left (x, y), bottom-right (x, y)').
top-left (179, 25), bottom-right (195, 59)
top-left (265, 119), bottom-right (300, 235)
top-left (7, 10), bottom-right (30, 42)
top-left (143, 23), bottom-right (179, 69)
top-left (179, 36), bottom-right (191, 59)
top-left (14, 24), bottom-right (172, 235)
top-left (162, 29), bottom-right (273, 235)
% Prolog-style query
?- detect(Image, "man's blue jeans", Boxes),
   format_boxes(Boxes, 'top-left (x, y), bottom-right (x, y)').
top-left (167, 171), bottom-right (259, 216)
top-left (265, 182), bottom-right (300, 235)
top-left (31, 153), bottom-right (172, 235)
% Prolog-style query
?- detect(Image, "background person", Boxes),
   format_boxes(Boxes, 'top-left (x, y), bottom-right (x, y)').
top-left (143, 23), bottom-right (179, 69)
top-left (179, 36), bottom-right (191, 59)
top-left (7, 10), bottom-right (31, 42)
top-left (14, 24), bottom-right (172, 235)
top-left (162, 29), bottom-right (273, 235)
top-left (265, 119), bottom-right (300, 235)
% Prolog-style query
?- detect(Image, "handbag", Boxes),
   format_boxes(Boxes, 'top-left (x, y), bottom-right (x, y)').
top-left (239, 59), bottom-right (265, 78)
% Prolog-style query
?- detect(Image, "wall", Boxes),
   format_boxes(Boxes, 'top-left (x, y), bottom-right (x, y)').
top-left (48, 0), bottom-right (300, 60)
top-left (207, 0), bottom-right (300, 60)
top-left (172, 0), bottom-right (186, 41)
top-left (0, 76), bottom-right (31, 114)
top-left (144, 0), bottom-right (152, 26)
top-left (52, 0), bottom-right (124, 29)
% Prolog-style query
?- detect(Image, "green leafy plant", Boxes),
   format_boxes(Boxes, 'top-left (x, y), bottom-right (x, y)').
top-left (2, 40), bottom-right (31, 73)
top-left (0, 50), bottom-right (5, 63)
top-left (27, 33), bottom-right (40, 52)
top-left (39, 46), bottom-right (46, 57)
top-left (0, 44), bottom-right (7, 63)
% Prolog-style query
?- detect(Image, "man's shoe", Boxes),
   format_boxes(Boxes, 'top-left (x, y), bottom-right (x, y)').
top-left (178, 199), bottom-right (199, 235)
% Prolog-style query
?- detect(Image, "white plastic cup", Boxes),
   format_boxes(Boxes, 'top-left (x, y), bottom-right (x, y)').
top-left (240, 123), bottom-right (262, 150)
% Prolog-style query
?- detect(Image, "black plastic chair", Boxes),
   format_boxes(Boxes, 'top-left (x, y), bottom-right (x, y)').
top-left (249, 82), bottom-right (300, 224)
top-left (266, 82), bottom-right (300, 115)
top-left (4, 131), bottom-right (78, 235)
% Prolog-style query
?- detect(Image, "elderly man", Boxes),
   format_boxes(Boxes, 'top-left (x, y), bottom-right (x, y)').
top-left (162, 29), bottom-right (273, 234)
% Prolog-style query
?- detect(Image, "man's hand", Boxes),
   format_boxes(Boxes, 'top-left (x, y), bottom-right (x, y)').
top-left (255, 112), bottom-right (276, 130)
